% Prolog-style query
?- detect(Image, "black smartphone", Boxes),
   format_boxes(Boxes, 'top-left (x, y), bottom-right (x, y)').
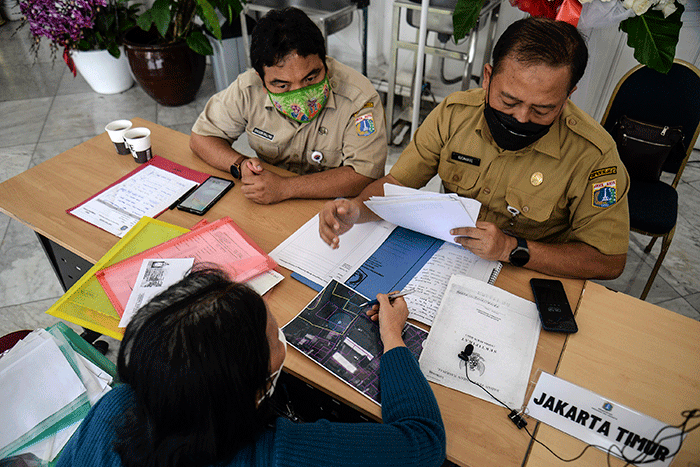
top-left (530, 278), bottom-right (578, 333)
top-left (177, 176), bottom-right (234, 215)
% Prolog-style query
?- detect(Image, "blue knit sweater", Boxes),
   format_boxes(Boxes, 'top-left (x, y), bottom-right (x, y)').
top-left (56, 347), bottom-right (446, 467)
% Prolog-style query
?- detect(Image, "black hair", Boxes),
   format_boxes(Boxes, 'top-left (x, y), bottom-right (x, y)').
top-left (113, 267), bottom-right (272, 467)
top-left (250, 7), bottom-right (327, 80)
top-left (491, 16), bottom-right (588, 92)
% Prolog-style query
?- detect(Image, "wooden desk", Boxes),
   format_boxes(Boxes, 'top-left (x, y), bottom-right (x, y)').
top-left (0, 118), bottom-right (583, 467)
top-left (525, 281), bottom-right (700, 466)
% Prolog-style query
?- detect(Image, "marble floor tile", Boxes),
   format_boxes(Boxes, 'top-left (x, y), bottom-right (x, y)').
top-left (652, 297), bottom-right (700, 321)
top-left (0, 23), bottom-right (57, 66)
top-left (593, 246), bottom-right (680, 303)
top-left (0, 143), bottom-right (33, 182)
top-left (0, 97), bottom-right (53, 148)
top-left (647, 217), bottom-right (700, 296)
top-left (156, 101), bottom-right (203, 129)
top-left (30, 136), bottom-right (94, 167)
top-left (0, 239), bottom-right (64, 308)
top-left (0, 62), bottom-right (65, 102)
top-left (39, 89), bottom-right (158, 142)
top-left (3, 217), bottom-right (42, 249)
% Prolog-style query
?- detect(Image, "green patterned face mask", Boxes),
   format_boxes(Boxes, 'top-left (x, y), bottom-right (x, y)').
top-left (267, 74), bottom-right (331, 123)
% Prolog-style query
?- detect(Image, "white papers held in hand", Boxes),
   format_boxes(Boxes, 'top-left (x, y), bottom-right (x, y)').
top-left (363, 184), bottom-right (481, 244)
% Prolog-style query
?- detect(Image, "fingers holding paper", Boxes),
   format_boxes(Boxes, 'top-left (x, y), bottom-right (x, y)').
top-left (451, 221), bottom-right (512, 262)
top-left (318, 198), bottom-right (360, 248)
top-left (367, 292), bottom-right (408, 351)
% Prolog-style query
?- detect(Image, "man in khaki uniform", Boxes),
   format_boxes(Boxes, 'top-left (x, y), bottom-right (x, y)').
top-left (190, 8), bottom-right (386, 204)
top-left (319, 17), bottom-right (629, 280)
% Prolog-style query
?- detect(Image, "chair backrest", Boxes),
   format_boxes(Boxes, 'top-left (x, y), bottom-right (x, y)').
top-left (601, 59), bottom-right (700, 181)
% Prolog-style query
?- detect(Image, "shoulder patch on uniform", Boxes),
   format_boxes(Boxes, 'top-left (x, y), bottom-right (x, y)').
top-left (352, 101), bottom-right (374, 118)
top-left (589, 166), bottom-right (617, 180)
top-left (592, 180), bottom-right (617, 208)
top-left (355, 114), bottom-right (375, 136)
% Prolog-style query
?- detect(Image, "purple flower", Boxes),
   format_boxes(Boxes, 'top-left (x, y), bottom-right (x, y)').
top-left (19, 0), bottom-right (108, 49)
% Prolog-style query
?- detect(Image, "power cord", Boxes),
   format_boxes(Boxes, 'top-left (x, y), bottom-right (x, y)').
top-left (457, 343), bottom-right (699, 465)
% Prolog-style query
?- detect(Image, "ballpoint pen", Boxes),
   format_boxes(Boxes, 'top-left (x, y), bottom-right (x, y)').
top-left (360, 289), bottom-right (415, 308)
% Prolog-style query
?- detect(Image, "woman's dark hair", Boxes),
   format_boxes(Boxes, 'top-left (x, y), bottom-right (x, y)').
top-left (250, 7), bottom-right (327, 79)
top-left (113, 267), bottom-right (272, 467)
top-left (492, 16), bottom-right (588, 93)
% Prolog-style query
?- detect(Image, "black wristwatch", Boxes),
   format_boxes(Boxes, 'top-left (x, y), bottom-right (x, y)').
top-left (229, 157), bottom-right (246, 179)
top-left (509, 236), bottom-right (530, 267)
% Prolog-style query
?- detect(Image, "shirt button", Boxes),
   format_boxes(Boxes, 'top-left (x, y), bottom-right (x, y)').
top-left (522, 206), bottom-right (530, 213)
top-left (452, 175), bottom-right (460, 182)
top-left (319, 127), bottom-right (328, 135)
top-left (483, 187), bottom-right (491, 194)
top-left (568, 118), bottom-right (577, 126)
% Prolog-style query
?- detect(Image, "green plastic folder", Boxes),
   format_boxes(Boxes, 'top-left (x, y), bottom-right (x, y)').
top-left (0, 322), bottom-right (118, 463)
top-left (46, 217), bottom-right (190, 340)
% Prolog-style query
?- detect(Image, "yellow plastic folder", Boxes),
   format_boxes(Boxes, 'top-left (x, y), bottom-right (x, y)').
top-left (46, 217), bottom-right (190, 340)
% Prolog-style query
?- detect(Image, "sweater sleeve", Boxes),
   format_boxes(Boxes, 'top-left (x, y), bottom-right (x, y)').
top-left (272, 347), bottom-right (446, 467)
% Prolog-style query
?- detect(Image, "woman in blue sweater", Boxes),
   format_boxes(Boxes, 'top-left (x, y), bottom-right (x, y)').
top-left (56, 268), bottom-right (446, 467)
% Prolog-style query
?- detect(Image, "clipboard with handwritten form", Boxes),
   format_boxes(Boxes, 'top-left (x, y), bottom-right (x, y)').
top-left (96, 217), bottom-right (277, 316)
top-left (67, 156), bottom-right (211, 237)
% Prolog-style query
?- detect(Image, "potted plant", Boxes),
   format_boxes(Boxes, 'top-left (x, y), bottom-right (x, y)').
top-left (18, 0), bottom-right (141, 93)
top-left (122, 0), bottom-right (245, 106)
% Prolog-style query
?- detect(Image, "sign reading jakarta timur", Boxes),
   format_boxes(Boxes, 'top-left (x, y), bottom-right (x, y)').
top-left (526, 372), bottom-right (684, 467)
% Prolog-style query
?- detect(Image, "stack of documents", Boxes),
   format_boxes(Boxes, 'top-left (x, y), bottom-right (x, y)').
top-left (0, 323), bottom-right (115, 463)
top-left (364, 184), bottom-right (482, 244)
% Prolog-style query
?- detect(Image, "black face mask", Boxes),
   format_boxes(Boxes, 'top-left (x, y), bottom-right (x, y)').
top-left (483, 100), bottom-right (553, 151)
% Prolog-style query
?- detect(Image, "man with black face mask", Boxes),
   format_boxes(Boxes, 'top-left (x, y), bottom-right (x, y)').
top-left (318, 17), bottom-right (629, 281)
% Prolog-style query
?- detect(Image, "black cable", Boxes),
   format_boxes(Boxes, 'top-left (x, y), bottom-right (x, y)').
top-left (458, 344), bottom-right (700, 465)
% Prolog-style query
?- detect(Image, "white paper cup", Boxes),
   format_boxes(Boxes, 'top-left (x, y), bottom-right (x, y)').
top-left (105, 119), bottom-right (133, 155)
top-left (123, 127), bottom-right (152, 163)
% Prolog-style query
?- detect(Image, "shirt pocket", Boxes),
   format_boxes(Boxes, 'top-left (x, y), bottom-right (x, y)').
top-left (438, 160), bottom-right (480, 194)
top-left (246, 129), bottom-right (281, 164)
top-left (505, 187), bottom-right (556, 237)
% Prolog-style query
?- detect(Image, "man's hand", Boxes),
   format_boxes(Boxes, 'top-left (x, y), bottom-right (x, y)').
top-left (319, 198), bottom-right (360, 248)
top-left (451, 221), bottom-right (515, 262)
top-left (240, 158), bottom-right (288, 204)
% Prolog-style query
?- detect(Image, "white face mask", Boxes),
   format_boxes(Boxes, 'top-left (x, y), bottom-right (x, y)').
top-left (257, 327), bottom-right (287, 405)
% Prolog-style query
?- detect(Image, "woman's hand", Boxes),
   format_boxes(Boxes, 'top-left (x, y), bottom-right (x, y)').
top-left (366, 292), bottom-right (408, 351)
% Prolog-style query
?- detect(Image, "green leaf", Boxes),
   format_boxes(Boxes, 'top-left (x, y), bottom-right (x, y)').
top-left (197, 0), bottom-right (221, 40)
top-left (108, 43), bottom-right (121, 58)
top-left (187, 30), bottom-right (214, 55)
top-left (620, 4), bottom-right (684, 74)
top-left (453, 0), bottom-right (485, 42)
top-left (150, 0), bottom-right (174, 38)
top-left (136, 9), bottom-right (155, 31)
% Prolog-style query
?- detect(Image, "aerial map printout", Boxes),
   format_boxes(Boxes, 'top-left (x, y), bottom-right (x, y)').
top-left (283, 280), bottom-right (427, 405)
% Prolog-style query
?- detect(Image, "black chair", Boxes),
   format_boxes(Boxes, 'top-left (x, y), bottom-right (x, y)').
top-left (601, 59), bottom-right (700, 300)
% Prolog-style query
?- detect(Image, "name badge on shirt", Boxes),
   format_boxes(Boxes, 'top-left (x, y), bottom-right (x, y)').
top-left (451, 152), bottom-right (480, 166)
top-left (253, 127), bottom-right (274, 141)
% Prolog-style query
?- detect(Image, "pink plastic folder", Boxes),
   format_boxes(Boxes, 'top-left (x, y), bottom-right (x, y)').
top-left (96, 217), bottom-right (277, 316)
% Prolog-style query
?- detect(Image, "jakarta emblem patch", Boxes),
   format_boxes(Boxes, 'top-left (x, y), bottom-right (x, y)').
top-left (355, 114), bottom-right (375, 136)
top-left (592, 180), bottom-right (617, 208)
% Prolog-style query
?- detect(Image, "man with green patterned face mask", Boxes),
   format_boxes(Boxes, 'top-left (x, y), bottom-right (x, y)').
top-left (190, 7), bottom-right (388, 205)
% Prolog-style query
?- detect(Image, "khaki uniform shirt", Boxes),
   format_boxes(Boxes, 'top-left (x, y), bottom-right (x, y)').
top-left (390, 88), bottom-right (630, 255)
top-left (192, 57), bottom-right (387, 179)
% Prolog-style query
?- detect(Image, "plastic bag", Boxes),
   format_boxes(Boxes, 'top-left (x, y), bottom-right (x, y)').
top-left (577, 0), bottom-right (635, 30)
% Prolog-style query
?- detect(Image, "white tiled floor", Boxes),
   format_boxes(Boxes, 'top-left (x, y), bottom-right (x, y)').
top-left (1, 20), bottom-right (699, 363)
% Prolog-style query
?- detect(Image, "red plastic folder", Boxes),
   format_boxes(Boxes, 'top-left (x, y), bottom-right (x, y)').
top-left (95, 217), bottom-right (278, 316)
top-left (66, 155), bottom-right (211, 221)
